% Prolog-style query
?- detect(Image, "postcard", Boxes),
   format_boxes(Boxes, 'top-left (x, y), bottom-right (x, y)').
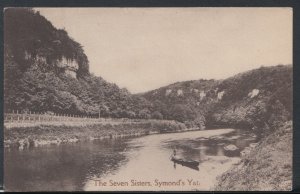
top-left (3, 7), bottom-right (292, 191)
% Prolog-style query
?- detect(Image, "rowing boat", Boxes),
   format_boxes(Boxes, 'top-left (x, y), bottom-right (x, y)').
top-left (171, 156), bottom-right (200, 168)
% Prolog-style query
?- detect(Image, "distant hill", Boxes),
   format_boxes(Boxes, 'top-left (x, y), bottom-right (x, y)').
top-left (139, 65), bottom-right (292, 134)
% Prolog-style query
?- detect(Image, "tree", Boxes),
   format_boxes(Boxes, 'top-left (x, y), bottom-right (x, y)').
top-left (170, 104), bottom-right (197, 122)
top-left (138, 108), bottom-right (151, 119)
top-left (152, 111), bottom-right (163, 120)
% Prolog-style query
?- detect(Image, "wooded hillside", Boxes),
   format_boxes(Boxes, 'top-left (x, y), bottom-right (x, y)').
top-left (4, 8), bottom-right (152, 118)
top-left (140, 65), bottom-right (292, 133)
top-left (4, 8), bottom-right (292, 134)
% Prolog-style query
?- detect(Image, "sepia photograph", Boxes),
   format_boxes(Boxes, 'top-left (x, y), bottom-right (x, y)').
top-left (3, 7), bottom-right (293, 191)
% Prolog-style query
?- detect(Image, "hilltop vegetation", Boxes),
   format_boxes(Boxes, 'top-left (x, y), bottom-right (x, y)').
top-left (207, 65), bottom-right (292, 133)
top-left (140, 65), bottom-right (292, 134)
top-left (4, 8), bottom-right (89, 76)
top-left (4, 8), bottom-right (153, 118)
top-left (4, 8), bottom-right (292, 135)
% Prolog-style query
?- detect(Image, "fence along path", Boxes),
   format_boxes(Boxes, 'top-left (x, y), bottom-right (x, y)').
top-left (4, 110), bottom-right (168, 128)
top-left (5, 111), bottom-right (100, 123)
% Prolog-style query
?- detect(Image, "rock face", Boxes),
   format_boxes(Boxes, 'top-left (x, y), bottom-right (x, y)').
top-left (165, 89), bottom-right (172, 96)
top-left (224, 144), bottom-right (239, 151)
top-left (24, 50), bottom-right (79, 78)
top-left (199, 91), bottom-right (206, 101)
top-left (217, 91), bottom-right (225, 100)
top-left (24, 51), bottom-right (47, 64)
top-left (57, 57), bottom-right (79, 78)
top-left (248, 89), bottom-right (259, 98)
top-left (177, 89), bottom-right (184, 96)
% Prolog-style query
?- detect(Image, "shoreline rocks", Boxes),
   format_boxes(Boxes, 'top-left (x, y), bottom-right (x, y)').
top-left (4, 123), bottom-right (195, 150)
top-left (224, 144), bottom-right (239, 151)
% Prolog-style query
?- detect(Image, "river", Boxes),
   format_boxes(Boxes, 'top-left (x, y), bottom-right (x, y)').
top-left (4, 128), bottom-right (258, 191)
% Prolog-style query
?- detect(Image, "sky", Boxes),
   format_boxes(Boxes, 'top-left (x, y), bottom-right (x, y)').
top-left (36, 8), bottom-right (292, 93)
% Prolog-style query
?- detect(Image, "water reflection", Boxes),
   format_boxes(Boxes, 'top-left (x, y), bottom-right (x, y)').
top-left (5, 128), bottom-right (258, 191)
top-left (163, 128), bottom-right (257, 160)
top-left (172, 161), bottom-right (199, 171)
top-left (5, 138), bottom-right (131, 191)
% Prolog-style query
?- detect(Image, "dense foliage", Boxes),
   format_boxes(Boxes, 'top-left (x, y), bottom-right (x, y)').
top-left (141, 65), bottom-right (292, 133)
top-left (4, 8), bottom-right (152, 118)
top-left (4, 8), bottom-right (293, 132)
top-left (4, 8), bottom-right (89, 76)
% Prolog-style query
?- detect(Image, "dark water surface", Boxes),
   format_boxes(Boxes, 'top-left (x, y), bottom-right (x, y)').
top-left (4, 128), bottom-right (258, 191)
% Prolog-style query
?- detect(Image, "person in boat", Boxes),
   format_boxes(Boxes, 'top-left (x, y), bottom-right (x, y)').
top-left (171, 149), bottom-right (177, 169)
top-left (171, 148), bottom-right (179, 160)
top-left (173, 149), bottom-right (176, 157)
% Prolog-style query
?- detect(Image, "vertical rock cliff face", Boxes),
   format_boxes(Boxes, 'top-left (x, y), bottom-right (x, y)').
top-left (57, 57), bottom-right (79, 78)
top-left (4, 8), bottom-right (89, 78)
top-left (24, 50), bottom-right (79, 78)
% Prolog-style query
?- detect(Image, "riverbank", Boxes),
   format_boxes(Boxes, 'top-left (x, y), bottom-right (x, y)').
top-left (4, 120), bottom-right (191, 149)
top-left (214, 121), bottom-right (292, 191)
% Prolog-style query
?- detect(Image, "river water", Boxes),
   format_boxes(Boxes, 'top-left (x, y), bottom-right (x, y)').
top-left (4, 128), bottom-right (258, 191)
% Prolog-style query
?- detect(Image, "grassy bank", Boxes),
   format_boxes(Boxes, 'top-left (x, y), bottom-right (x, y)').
top-left (4, 120), bottom-right (189, 149)
top-left (214, 121), bottom-right (292, 191)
